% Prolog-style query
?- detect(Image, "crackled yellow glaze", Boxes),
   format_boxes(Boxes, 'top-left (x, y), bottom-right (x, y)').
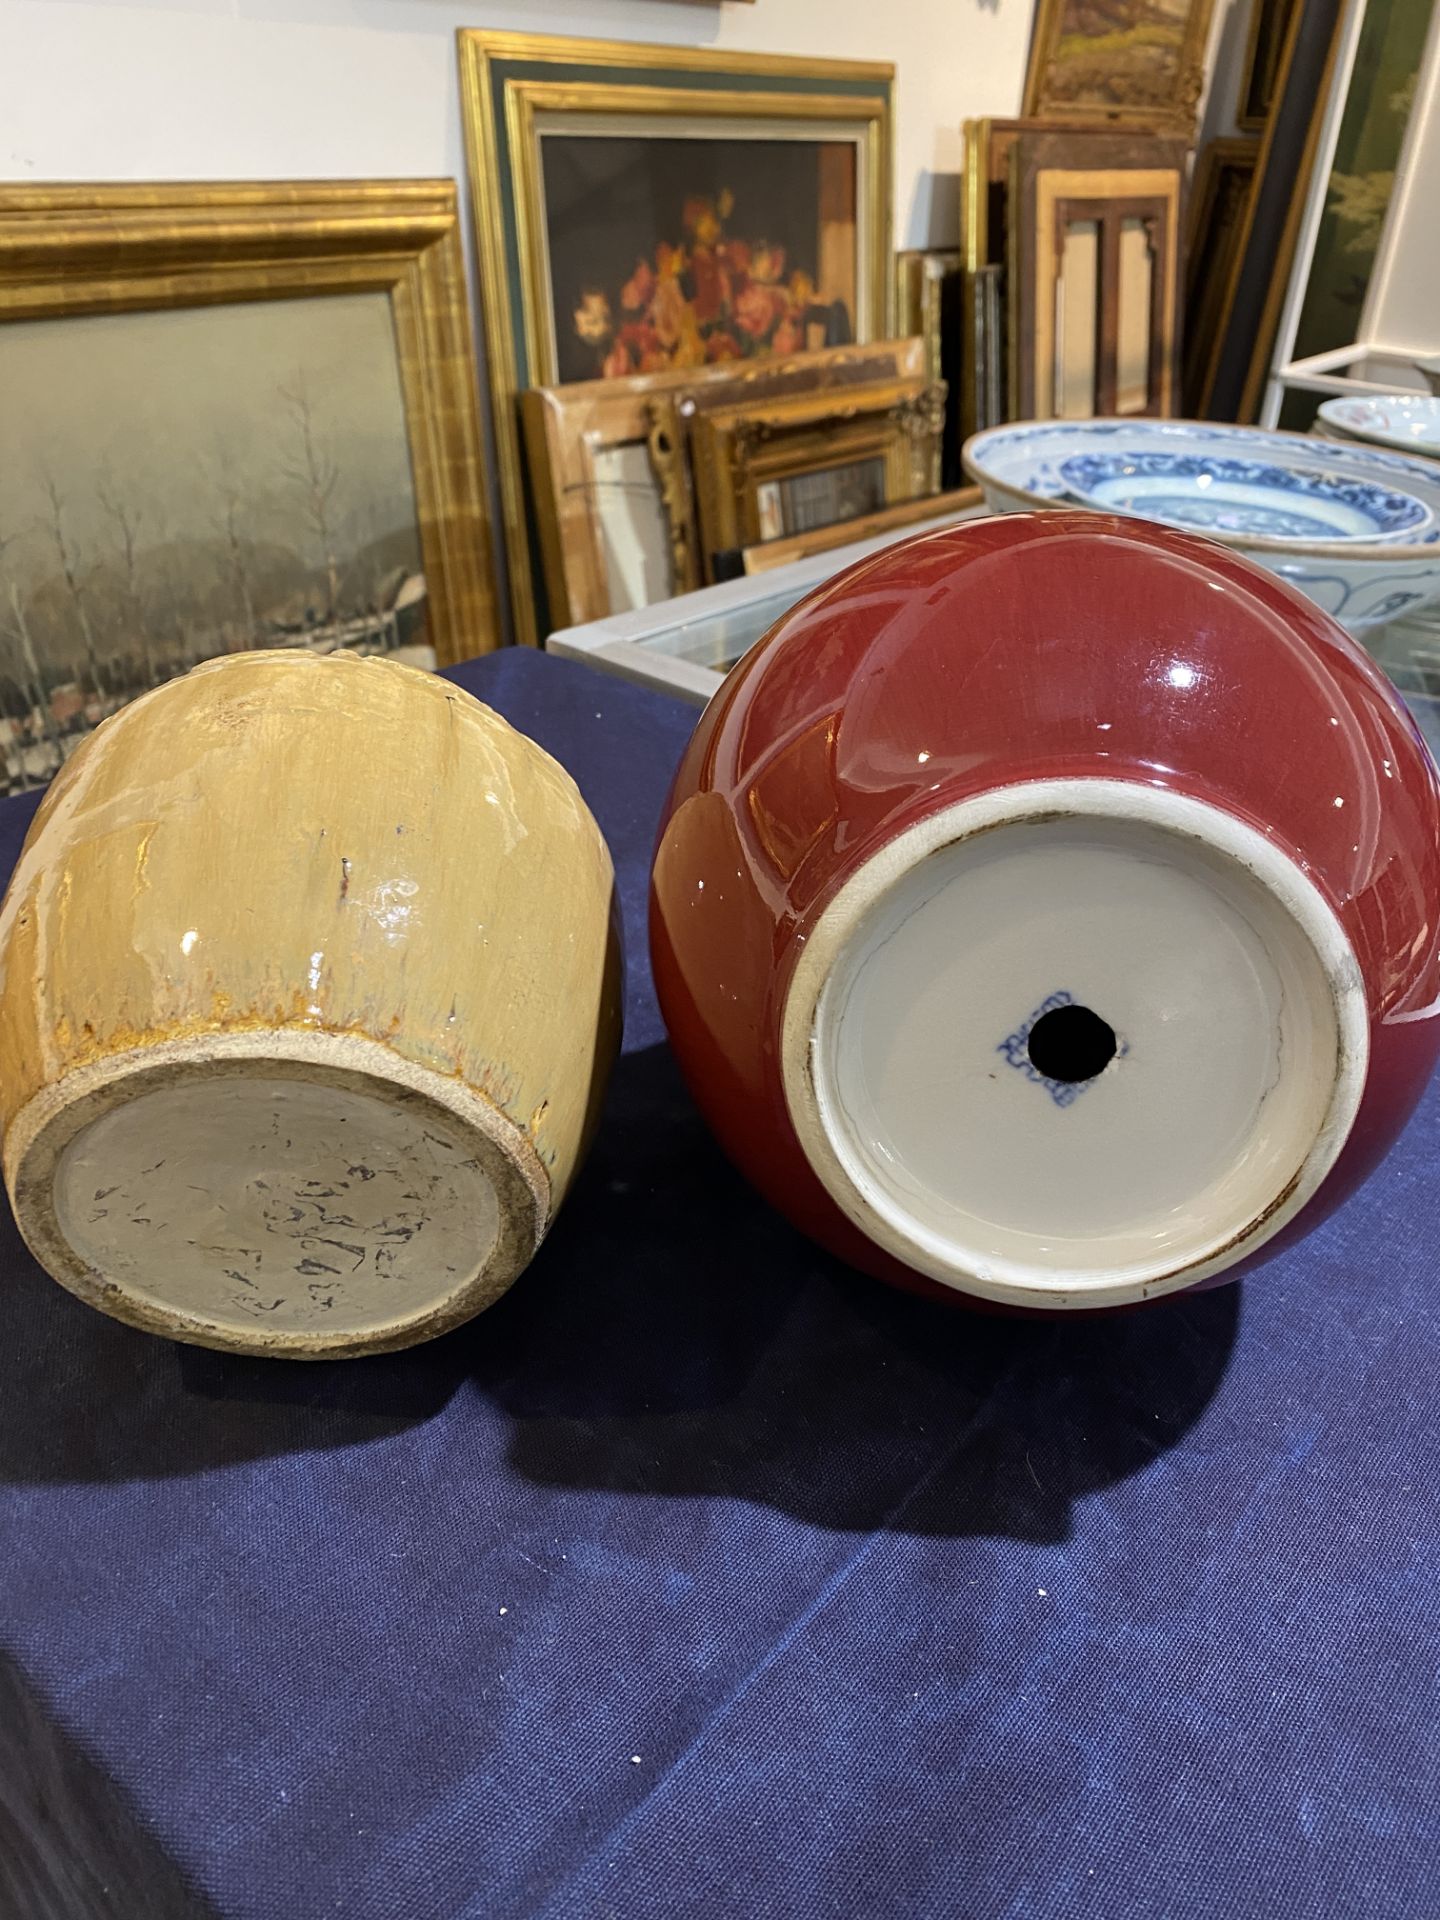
top-left (0, 650), bottom-right (620, 1355)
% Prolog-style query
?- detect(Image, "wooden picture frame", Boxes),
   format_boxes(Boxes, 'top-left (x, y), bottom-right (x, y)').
top-left (961, 118), bottom-right (1033, 436)
top-left (457, 30), bottom-right (895, 646)
top-left (1182, 138), bottom-right (1260, 413)
top-left (0, 184), bottom-right (497, 793)
top-left (1022, 0), bottom-right (1216, 132)
top-left (1236, 0), bottom-right (1300, 131)
top-left (521, 339), bottom-right (926, 631)
top-left (894, 250), bottom-right (961, 486)
top-left (1006, 129), bottom-right (1186, 421)
top-left (962, 118), bottom-right (1182, 431)
top-left (688, 375), bottom-right (944, 576)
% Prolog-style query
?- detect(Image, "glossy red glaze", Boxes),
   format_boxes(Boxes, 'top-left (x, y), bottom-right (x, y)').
top-left (649, 513), bottom-right (1440, 1307)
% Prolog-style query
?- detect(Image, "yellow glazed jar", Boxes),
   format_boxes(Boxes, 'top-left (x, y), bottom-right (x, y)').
top-left (0, 650), bottom-right (620, 1357)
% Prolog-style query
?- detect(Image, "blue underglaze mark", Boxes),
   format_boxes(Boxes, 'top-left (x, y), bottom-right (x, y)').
top-left (997, 991), bottom-right (1126, 1109)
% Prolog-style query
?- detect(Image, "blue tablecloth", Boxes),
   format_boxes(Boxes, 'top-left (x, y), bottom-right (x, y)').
top-left (2, 647), bottom-right (1437, 1920)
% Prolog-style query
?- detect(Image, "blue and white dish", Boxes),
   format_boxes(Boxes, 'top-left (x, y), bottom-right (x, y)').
top-left (1056, 452), bottom-right (1433, 542)
top-left (962, 418), bottom-right (1440, 634)
top-left (1318, 395), bottom-right (1440, 458)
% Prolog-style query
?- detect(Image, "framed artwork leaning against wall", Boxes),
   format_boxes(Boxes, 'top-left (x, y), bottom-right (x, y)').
top-left (0, 181), bottom-right (497, 794)
top-left (1006, 126), bottom-right (1187, 421)
top-left (1237, 0), bottom-right (1301, 131)
top-left (687, 373), bottom-right (945, 577)
top-left (1182, 137), bottom-right (1259, 412)
top-left (457, 29), bottom-right (895, 645)
top-left (1022, 0), bottom-right (1216, 133)
top-left (521, 339), bottom-right (926, 630)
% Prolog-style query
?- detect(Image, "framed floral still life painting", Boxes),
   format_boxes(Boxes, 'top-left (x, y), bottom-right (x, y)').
top-left (1021, 0), bottom-right (1217, 133)
top-left (0, 182), bottom-right (497, 794)
top-left (457, 30), bottom-right (894, 644)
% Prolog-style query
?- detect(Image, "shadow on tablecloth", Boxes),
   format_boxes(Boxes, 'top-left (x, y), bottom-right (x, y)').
top-left (0, 1043), bottom-right (1237, 1542)
top-left (470, 1042), bottom-right (1241, 1544)
top-left (0, 1654), bottom-right (218, 1920)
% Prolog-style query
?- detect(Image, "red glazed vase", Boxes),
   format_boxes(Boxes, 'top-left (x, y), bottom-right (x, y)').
top-left (649, 513), bottom-right (1440, 1311)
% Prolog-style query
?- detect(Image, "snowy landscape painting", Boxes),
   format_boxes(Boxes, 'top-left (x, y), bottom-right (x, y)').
top-left (0, 291), bottom-right (429, 794)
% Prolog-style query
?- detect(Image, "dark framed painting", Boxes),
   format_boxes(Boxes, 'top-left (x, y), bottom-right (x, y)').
top-left (1237, 0), bottom-right (1301, 131)
top-left (1200, 0), bottom-right (1348, 421)
top-left (1183, 138), bottom-right (1260, 413)
top-left (543, 135), bottom-right (861, 386)
top-left (457, 30), bottom-right (894, 646)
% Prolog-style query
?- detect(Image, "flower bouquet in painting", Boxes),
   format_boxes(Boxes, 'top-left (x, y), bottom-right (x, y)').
top-left (573, 193), bottom-right (854, 379)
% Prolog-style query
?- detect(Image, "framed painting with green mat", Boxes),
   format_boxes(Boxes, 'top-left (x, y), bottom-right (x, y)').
top-left (457, 30), bottom-right (894, 646)
top-left (1275, 0), bottom-right (1437, 430)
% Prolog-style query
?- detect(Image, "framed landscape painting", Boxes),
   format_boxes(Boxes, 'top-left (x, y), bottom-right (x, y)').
top-left (1022, 0), bottom-right (1216, 132)
top-left (0, 183), bottom-right (496, 795)
top-left (457, 29), bottom-right (894, 645)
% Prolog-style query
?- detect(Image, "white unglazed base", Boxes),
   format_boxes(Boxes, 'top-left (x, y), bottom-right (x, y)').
top-left (5, 1030), bottom-right (550, 1357)
top-left (781, 780), bottom-right (1369, 1310)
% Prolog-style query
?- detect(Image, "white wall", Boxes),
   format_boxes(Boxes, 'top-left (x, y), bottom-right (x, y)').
top-left (0, 0), bottom-right (1033, 251)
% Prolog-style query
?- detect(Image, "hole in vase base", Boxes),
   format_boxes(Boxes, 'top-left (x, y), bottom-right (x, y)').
top-left (1027, 1004), bottom-right (1118, 1084)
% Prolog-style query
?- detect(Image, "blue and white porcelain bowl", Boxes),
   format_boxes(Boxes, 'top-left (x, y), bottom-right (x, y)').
top-left (1318, 395), bottom-right (1440, 459)
top-left (1056, 452), bottom-right (1433, 543)
top-left (963, 419), bottom-right (1440, 633)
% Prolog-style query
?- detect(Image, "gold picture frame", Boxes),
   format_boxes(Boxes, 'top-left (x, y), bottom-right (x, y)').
top-left (0, 181), bottom-right (498, 696)
top-left (1022, 0), bottom-right (1217, 133)
top-left (521, 340), bottom-right (926, 631)
top-left (457, 30), bottom-right (895, 646)
top-left (961, 118), bottom-right (1047, 433)
top-left (894, 250), bottom-right (960, 488)
top-left (688, 375), bottom-right (944, 573)
top-left (894, 251), bottom-right (958, 391)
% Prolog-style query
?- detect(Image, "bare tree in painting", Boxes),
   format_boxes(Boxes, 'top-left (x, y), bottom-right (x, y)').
top-left (0, 522), bottom-right (62, 762)
top-left (207, 441), bottom-right (258, 646)
top-left (279, 372), bottom-right (342, 622)
top-left (95, 462), bottom-right (156, 687)
top-left (38, 472), bottom-right (110, 698)
top-left (145, 506), bottom-right (203, 679)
